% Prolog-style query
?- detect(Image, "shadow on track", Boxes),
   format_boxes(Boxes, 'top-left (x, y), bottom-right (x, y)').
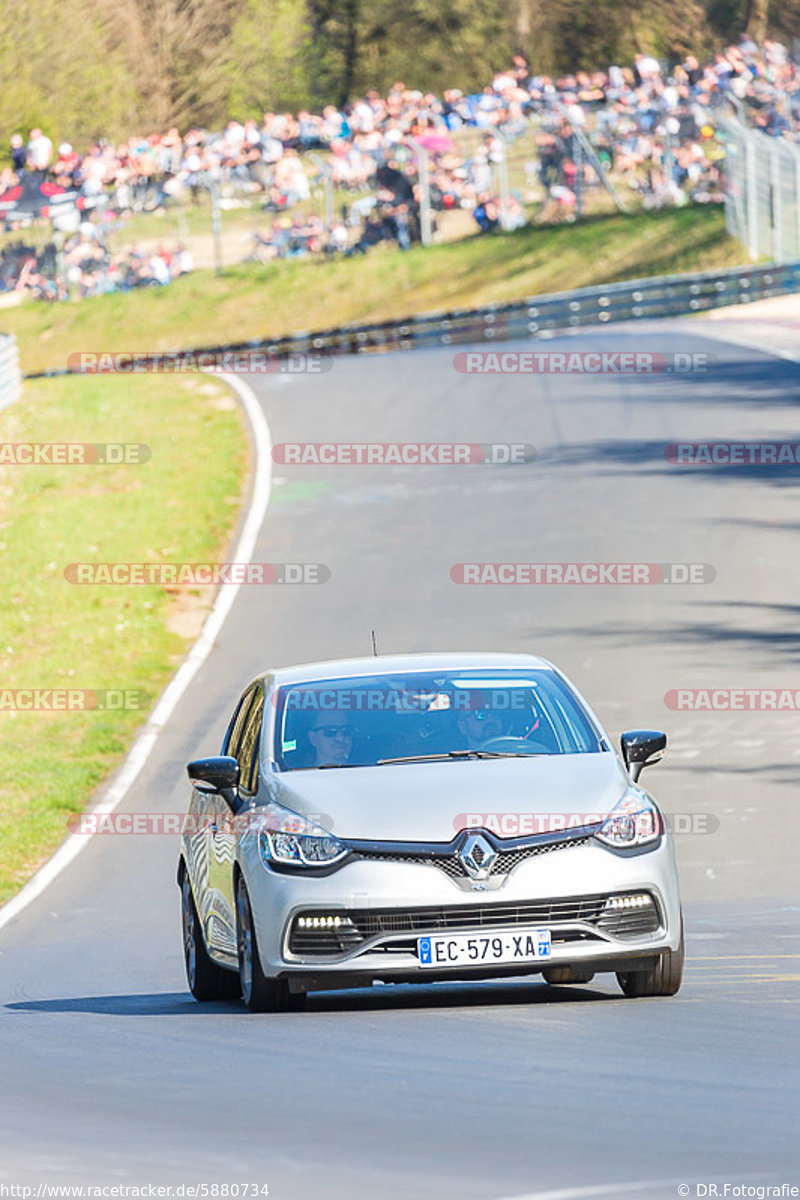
top-left (5, 993), bottom-right (222, 1016)
top-left (531, 601), bottom-right (800, 662)
top-left (589, 356), bottom-right (800, 406)
top-left (6, 980), bottom-right (623, 1016)
top-left (544, 437), bottom-right (800, 487)
top-left (304, 979), bottom-right (620, 1012)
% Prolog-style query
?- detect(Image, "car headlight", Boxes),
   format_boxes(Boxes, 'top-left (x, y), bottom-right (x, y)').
top-left (595, 789), bottom-right (663, 849)
top-left (259, 827), bottom-right (349, 869)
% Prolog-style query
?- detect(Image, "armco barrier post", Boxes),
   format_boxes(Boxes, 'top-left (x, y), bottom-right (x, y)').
top-left (0, 333), bottom-right (22, 410)
top-left (418, 144), bottom-right (433, 247)
top-left (771, 141), bottom-right (783, 263)
top-left (746, 134), bottom-right (759, 260)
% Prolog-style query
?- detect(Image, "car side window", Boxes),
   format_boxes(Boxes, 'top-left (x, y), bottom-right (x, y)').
top-left (237, 691), bottom-right (264, 795)
top-left (225, 688), bottom-right (256, 761)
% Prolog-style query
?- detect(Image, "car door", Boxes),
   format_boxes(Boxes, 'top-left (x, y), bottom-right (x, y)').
top-left (219, 689), bottom-right (264, 947)
top-left (205, 686), bottom-right (257, 958)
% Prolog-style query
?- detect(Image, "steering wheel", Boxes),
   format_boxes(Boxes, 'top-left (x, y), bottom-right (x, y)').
top-left (479, 736), bottom-right (552, 754)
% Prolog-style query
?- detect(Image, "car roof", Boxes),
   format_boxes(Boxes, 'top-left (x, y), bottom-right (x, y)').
top-left (261, 652), bottom-right (556, 688)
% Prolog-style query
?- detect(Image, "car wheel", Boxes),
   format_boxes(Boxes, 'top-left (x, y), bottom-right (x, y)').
top-left (181, 874), bottom-right (241, 1002)
top-left (542, 966), bottom-right (596, 985)
top-left (236, 875), bottom-right (306, 1013)
top-left (617, 916), bottom-right (684, 998)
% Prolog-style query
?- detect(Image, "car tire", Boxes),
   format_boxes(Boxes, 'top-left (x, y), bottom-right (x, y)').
top-left (616, 916), bottom-right (684, 998)
top-left (542, 966), bottom-right (596, 985)
top-left (236, 875), bottom-right (306, 1013)
top-left (182, 873), bottom-right (241, 1002)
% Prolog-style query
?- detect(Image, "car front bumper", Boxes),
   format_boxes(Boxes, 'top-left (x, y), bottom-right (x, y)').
top-left (240, 834), bottom-right (682, 991)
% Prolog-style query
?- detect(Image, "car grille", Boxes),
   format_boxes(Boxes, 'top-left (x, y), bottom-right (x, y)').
top-left (287, 891), bottom-right (661, 957)
top-left (352, 834), bottom-right (590, 880)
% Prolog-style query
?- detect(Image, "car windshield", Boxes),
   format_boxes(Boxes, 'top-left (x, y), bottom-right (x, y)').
top-left (273, 668), bottom-right (604, 771)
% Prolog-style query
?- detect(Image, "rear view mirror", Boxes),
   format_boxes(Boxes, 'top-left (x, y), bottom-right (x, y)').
top-left (187, 755), bottom-right (240, 796)
top-left (620, 730), bottom-right (666, 783)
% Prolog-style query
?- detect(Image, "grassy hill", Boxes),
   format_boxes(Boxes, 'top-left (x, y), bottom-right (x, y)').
top-left (4, 206), bottom-right (743, 376)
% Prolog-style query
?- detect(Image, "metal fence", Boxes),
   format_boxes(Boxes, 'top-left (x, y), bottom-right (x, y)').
top-left (244, 260), bottom-right (800, 357)
top-left (27, 260), bottom-right (800, 379)
top-left (716, 113), bottom-right (800, 262)
top-left (0, 333), bottom-right (22, 409)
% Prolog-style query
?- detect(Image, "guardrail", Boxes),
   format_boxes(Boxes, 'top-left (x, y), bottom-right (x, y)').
top-left (0, 333), bottom-right (22, 407)
top-left (26, 259), bottom-right (800, 379)
top-left (254, 260), bottom-right (800, 358)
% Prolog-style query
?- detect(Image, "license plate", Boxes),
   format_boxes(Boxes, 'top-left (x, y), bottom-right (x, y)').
top-left (417, 927), bottom-right (552, 969)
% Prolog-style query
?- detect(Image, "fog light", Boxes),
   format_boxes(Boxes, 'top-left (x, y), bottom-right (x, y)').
top-left (605, 893), bottom-right (652, 911)
top-left (296, 914), bottom-right (350, 929)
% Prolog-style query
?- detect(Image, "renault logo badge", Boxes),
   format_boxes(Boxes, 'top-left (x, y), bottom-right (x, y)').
top-left (458, 833), bottom-right (497, 881)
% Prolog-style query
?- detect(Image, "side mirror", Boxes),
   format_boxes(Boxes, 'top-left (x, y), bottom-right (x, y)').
top-left (620, 730), bottom-right (666, 783)
top-left (187, 756), bottom-right (240, 808)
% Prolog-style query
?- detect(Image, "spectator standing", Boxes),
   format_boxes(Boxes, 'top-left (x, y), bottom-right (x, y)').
top-left (10, 134), bottom-right (26, 173)
top-left (27, 128), bottom-right (53, 171)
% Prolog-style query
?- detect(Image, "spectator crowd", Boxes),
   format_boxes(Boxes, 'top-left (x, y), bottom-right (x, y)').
top-left (0, 228), bottom-right (192, 301)
top-left (1, 35), bottom-right (797, 298)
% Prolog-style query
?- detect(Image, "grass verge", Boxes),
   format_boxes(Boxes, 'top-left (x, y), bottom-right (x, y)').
top-left (4, 206), bottom-right (743, 375)
top-left (0, 373), bottom-right (247, 904)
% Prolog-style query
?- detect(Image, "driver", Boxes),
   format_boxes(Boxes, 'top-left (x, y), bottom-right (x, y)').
top-left (456, 705), bottom-right (504, 749)
top-left (455, 689), bottom-right (551, 751)
top-left (307, 711), bottom-right (356, 766)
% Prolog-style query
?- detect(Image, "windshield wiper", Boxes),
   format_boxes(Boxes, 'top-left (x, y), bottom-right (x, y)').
top-left (376, 750), bottom-right (546, 765)
top-left (471, 751), bottom-right (547, 758)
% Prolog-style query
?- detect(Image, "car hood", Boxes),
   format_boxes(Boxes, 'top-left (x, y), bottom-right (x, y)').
top-left (268, 752), bottom-right (630, 842)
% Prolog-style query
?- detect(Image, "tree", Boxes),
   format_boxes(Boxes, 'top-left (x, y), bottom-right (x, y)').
top-left (0, 0), bottom-right (794, 148)
top-left (226, 0), bottom-right (312, 115)
top-left (745, 0), bottom-right (769, 43)
top-left (0, 0), bottom-right (144, 145)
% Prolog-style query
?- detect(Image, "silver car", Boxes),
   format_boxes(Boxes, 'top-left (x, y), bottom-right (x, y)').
top-left (178, 652), bottom-right (683, 1011)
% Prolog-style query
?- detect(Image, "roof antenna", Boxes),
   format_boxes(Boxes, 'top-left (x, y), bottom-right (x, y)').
top-left (371, 629), bottom-right (379, 657)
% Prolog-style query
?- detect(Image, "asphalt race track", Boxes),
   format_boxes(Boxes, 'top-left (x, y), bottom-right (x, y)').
top-left (1, 322), bottom-right (799, 1198)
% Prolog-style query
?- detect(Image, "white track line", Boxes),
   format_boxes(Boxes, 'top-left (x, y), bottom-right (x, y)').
top-left (495, 1185), bottom-right (679, 1200)
top-left (0, 372), bottom-right (272, 933)
top-left (690, 320), bottom-right (800, 366)
top-left (495, 1175), bottom-right (771, 1200)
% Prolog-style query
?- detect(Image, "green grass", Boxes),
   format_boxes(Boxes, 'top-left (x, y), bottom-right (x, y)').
top-left (4, 206), bottom-right (743, 376)
top-left (0, 373), bottom-right (247, 903)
